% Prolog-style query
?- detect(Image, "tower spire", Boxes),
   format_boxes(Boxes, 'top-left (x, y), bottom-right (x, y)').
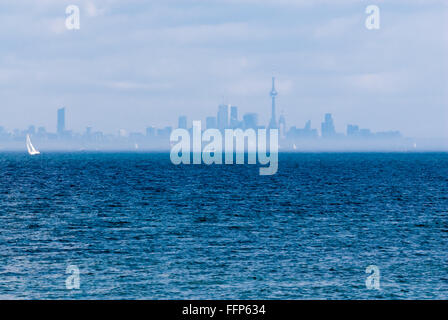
top-left (269, 77), bottom-right (278, 129)
top-left (270, 77), bottom-right (277, 97)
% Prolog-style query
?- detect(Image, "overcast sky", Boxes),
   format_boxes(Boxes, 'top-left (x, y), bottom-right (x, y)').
top-left (0, 0), bottom-right (447, 138)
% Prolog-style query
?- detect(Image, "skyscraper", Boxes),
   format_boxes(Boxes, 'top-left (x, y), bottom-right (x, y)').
top-left (347, 124), bottom-right (359, 136)
top-left (146, 126), bottom-right (156, 137)
top-left (178, 116), bottom-right (187, 129)
top-left (268, 77), bottom-right (278, 129)
top-left (57, 107), bottom-right (65, 135)
top-left (157, 126), bottom-right (172, 138)
top-left (230, 106), bottom-right (239, 128)
top-left (206, 116), bottom-right (217, 129)
top-left (321, 113), bottom-right (336, 138)
top-left (243, 113), bottom-right (258, 130)
top-left (217, 104), bottom-right (229, 131)
top-left (278, 113), bottom-right (286, 139)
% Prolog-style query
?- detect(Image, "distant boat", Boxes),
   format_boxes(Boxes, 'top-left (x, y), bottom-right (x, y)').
top-left (293, 143), bottom-right (297, 150)
top-left (26, 134), bottom-right (40, 155)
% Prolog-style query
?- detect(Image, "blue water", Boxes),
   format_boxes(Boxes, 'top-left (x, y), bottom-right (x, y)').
top-left (0, 152), bottom-right (447, 299)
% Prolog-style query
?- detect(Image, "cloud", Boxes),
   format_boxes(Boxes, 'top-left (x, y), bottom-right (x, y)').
top-left (103, 80), bottom-right (173, 91)
top-left (341, 72), bottom-right (410, 93)
top-left (313, 16), bottom-right (360, 38)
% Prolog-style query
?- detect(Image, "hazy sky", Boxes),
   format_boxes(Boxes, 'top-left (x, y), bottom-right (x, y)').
top-left (1, 0), bottom-right (447, 138)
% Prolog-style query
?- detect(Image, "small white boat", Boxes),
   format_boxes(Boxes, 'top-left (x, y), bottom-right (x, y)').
top-left (26, 134), bottom-right (40, 155)
top-left (293, 143), bottom-right (297, 150)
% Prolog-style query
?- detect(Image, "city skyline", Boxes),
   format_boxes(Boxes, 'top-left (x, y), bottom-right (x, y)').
top-left (0, 1), bottom-right (447, 139)
top-left (0, 76), bottom-right (418, 152)
top-left (0, 77), bottom-right (404, 141)
top-left (0, 73), bottom-right (444, 139)
top-left (0, 75), bottom-right (429, 145)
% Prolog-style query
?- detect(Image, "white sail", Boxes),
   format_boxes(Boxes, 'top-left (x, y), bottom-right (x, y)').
top-left (293, 143), bottom-right (297, 150)
top-left (26, 134), bottom-right (40, 155)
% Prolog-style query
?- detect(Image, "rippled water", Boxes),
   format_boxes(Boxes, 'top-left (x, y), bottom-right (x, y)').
top-left (0, 152), bottom-right (447, 299)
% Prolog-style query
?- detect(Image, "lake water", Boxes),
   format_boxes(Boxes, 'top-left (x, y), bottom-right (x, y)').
top-left (0, 152), bottom-right (447, 299)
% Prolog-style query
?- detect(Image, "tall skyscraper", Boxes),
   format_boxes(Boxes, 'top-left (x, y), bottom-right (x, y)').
top-left (243, 113), bottom-right (258, 130)
top-left (321, 113), bottom-right (336, 138)
top-left (230, 106), bottom-right (239, 128)
top-left (278, 113), bottom-right (286, 139)
top-left (268, 77), bottom-right (278, 129)
top-left (57, 107), bottom-right (65, 135)
top-left (217, 104), bottom-right (229, 131)
top-left (146, 126), bottom-right (156, 137)
top-left (178, 116), bottom-right (187, 129)
top-left (206, 116), bottom-right (217, 129)
top-left (304, 120), bottom-right (311, 131)
top-left (85, 126), bottom-right (92, 137)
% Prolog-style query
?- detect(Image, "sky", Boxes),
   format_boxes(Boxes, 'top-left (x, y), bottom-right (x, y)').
top-left (0, 0), bottom-right (447, 138)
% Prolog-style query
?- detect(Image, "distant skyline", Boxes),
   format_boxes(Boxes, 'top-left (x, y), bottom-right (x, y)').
top-left (0, 100), bottom-right (413, 152)
top-left (0, 77), bottom-right (405, 142)
top-left (0, 0), bottom-right (447, 138)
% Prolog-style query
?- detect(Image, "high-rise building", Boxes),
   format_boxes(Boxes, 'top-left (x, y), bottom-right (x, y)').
top-left (243, 113), bottom-right (258, 130)
top-left (146, 126), bottom-right (156, 137)
top-left (304, 120), bottom-right (311, 131)
top-left (230, 106), bottom-right (239, 128)
top-left (347, 124), bottom-right (359, 136)
top-left (359, 129), bottom-right (372, 138)
top-left (321, 113), bottom-right (336, 138)
top-left (278, 113), bottom-right (286, 138)
top-left (0, 126), bottom-right (6, 140)
top-left (268, 77), bottom-right (278, 129)
top-left (206, 116), bottom-right (217, 129)
top-left (178, 116), bottom-right (187, 129)
top-left (57, 107), bottom-right (65, 135)
top-left (217, 104), bottom-right (229, 131)
top-left (157, 126), bottom-right (172, 138)
top-left (287, 121), bottom-right (318, 140)
top-left (85, 126), bottom-right (92, 137)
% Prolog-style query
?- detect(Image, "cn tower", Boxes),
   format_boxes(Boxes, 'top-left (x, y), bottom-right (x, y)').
top-left (268, 77), bottom-right (278, 129)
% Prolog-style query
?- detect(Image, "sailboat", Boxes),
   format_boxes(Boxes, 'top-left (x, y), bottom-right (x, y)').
top-left (293, 143), bottom-right (297, 150)
top-left (26, 134), bottom-right (40, 155)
